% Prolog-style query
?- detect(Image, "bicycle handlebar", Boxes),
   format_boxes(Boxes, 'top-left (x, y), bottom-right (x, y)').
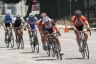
top-left (77, 29), bottom-right (91, 36)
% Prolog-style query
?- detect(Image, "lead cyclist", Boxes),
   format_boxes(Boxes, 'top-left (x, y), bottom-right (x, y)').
top-left (71, 10), bottom-right (90, 52)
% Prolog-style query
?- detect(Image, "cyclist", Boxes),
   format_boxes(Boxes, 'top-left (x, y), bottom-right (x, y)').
top-left (71, 10), bottom-right (90, 52)
top-left (3, 12), bottom-right (13, 41)
top-left (38, 13), bottom-right (47, 32)
top-left (38, 13), bottom-right (48, 48)
top-left (12, 13), bottom-right (25, 42)
top-left (26, 13), bottom-right (38, 41)
top-left (42, 16), bottom-right (62, 54)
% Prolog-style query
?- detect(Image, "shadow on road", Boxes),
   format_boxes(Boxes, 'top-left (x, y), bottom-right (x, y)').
top-left (32, 56), bottom-right (48, 58)
top-left (0, 46), bottom-right (8, 48)
top-left (65, 57), bottom-right (83, 60)
top-left (32, 56), bottom-right (56, 61)
top-left (35, 58), bottom-right (56, 61)
top-left (7, 48), bottom-right (18, 50)
top-left (21, 51), bottom-right (33, 54)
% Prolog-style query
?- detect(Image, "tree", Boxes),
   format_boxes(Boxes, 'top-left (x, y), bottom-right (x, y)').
top-left (0, 0), bottom-right (33, 17)
top-left (25, 0), bottom-right (33, 17)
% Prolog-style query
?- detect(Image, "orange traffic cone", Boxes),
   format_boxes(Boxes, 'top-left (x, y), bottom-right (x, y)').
top-left (64, 22), bottom-right (69, 32)
top-left (64, 27), bottom-right (69, 32)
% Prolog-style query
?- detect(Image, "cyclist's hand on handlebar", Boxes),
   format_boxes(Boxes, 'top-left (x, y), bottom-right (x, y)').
top-left (57, 31), bottom-right (61, 36)
top-left (87, 28), bottom-right (90, 31)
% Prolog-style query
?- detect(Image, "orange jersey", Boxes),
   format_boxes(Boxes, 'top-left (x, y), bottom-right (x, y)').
top-left (71, 15), bottom-right (87, 27)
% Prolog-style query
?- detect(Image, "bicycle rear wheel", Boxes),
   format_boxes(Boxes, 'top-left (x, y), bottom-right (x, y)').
top-left (51, 43), bottom-right (55, 57)
top-left (55, 40), bottom-right (62, 60)
top-left (16, 38), bottom-right (20, 49)
top-left (44, 42), bottom-right (50, 56)
top-left (35, 43), bottom-right (39, 53)
top-left (6, 40), bottom-right (9, 48)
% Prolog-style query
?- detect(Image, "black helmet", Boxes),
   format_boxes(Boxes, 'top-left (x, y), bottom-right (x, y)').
top-left (75, 10), bottom-right (82, 17)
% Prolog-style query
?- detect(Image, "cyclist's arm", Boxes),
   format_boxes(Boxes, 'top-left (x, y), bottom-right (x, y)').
top-left (34, 17), bottom-right (39, 26)
top-left (21, 17), bottom-right (26, 27)
top-left (85, 21), bottom-right (90, 29)
top-left (2, 22), bottom-right (6, 29)
top-left (71, 16), bottom-right (77, 31)
top-left (12, 17), bottom-right (16, 29)
top-left (82, 16), bottom-right (90, 30)
top-left (2, 16), bottom-right (6, 28)
top-left (72, 22), bottom-right (77, 31)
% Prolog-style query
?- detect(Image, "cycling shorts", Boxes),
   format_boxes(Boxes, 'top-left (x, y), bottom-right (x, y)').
top-left (76, 24), bottom-right (83, 31)
top-left (5, 23), bottom-right (10, 27)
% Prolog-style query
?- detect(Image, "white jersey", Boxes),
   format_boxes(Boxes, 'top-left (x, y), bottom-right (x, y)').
top-left (12, 17), bottom-right (25, 24)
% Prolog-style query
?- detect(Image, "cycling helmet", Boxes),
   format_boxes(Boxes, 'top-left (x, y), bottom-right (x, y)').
top-left (6, 12), bottom-right (10, 16)
top-left (40, 13), bottom-right (47, 18)
top-left (75, 10), bottom-right (82, 17)
top-left (16, 13), bottom-right (21, 17)
top-left (43, 16), bottom-right (51, 23)
top-left (29, 13), bottom-right (34, 17)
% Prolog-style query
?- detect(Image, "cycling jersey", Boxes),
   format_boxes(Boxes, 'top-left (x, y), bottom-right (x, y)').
top-left (3, 15), bottom-right (12, 23)
top-left (42, 20), bottom-right (56, 34)
top-left (72, 15), bottom-right (87, 31)
top-left (27, 16), bottom-right (38, 30)
top-left (12, 17), bottom-right (24, 27)
top-left (38, 19), bottom-right (43, 27)
top-left (72, 15), bottom-right (87, 27)
top-left (3, 15), bottom-right (12, 27)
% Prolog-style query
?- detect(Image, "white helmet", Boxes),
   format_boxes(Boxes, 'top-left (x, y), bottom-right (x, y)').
top-left (6, 12), bottom-right (10, 16)
top-left (43, 16), bottom-right (51, 23)
top-left (29, 13), bottom-right (34, 17)
top-left (16, 13), bottom-right (21, 17)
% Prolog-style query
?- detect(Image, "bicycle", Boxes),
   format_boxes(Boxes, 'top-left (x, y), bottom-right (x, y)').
top-left (29, 30), bottom-right (39, 53)
top-left (16, 26), bottom-right (24, 49)
top-left (79, 29), bottom-right (91, 59)
top-left (46, 32), bottom-right (63, 60)
top-left (5, 27), bottom-right (14, 48)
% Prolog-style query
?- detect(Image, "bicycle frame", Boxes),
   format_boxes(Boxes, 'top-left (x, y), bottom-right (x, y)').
top-left (79, 29), bottom-right (90, 59)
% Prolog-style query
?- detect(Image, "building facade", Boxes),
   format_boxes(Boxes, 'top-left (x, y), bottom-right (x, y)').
top-left (0, 0), bottom-right (27, 16)
top-left (40, 0), bottom-right (96, 22)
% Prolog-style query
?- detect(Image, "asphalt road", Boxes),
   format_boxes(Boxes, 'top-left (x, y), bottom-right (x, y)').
top-left (0, 27), bottom-right (96, 64)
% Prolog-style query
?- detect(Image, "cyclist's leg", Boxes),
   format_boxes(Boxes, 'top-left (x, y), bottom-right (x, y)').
top-left (14, 27), bottom-right (19, 40)
top-left (10, 23), bottom-right (13, 37)
top-left (27, 24), bottom-right (31, 37)
top-left (74, 26), bottom-right (83, 52)
top-left (41, 30), bottom-right (46, 44)
top-left (84, 32), bottom-right (88, 42)
top-left (39, 26), bottom-right (44, 43)
top-left (5, 28), bottom-right (8, 40)
top-left (20, 28), bottom-right (23, 36)
top-left (41, 30), bottom-right (49, 50)
top-left (5, 23), bottom-right (10, 40)
top-left (74, 29), bottom-right (81, 48)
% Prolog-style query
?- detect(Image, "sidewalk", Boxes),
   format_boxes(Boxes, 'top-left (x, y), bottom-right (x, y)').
top-left (56, 25), bottom-right (96, 31)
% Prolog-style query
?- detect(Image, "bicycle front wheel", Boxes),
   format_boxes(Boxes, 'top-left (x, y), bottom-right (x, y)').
top-left (34, 35), bottom-right (39, 53)
top-left (85, 44), bottom-right (89, 59)
top-left (31, 42), bottom-right (35, 52)
top-left (21, 38), bottom-right (24, 49)
top-left (16, 39), bottom-right (20, 49)
top-left (80, 40), bottom-right (85, 59)
top-left (10, 37), bottom-right (14, 48)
